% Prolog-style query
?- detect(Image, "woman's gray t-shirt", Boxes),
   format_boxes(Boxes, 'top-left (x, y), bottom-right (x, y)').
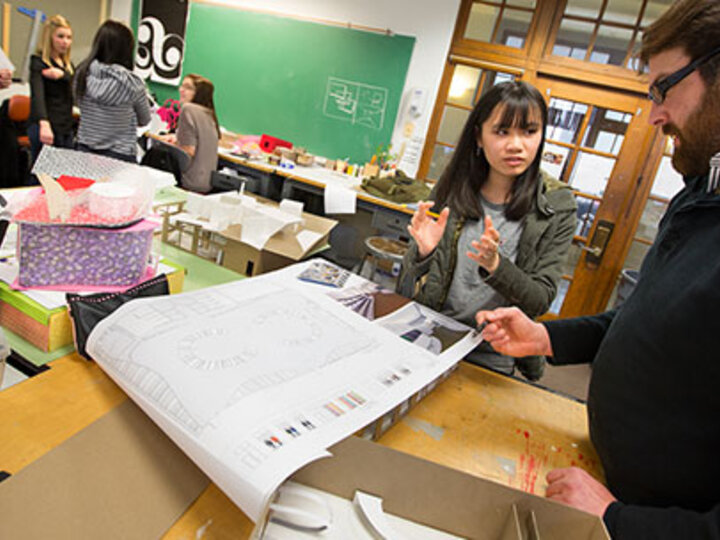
top-left (442, 200), bottom-right (524, 374)
top-left (442, 199), bottom-right (524, 325)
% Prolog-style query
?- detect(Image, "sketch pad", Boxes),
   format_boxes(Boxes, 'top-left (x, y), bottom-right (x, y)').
top-left (0, 400), bottom-right (209, 540)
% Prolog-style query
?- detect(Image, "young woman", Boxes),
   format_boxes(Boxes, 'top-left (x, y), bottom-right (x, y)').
top-left (28, 15), bottom-right (74, 161)
top-left (75, 20), bottom-right (150, 162)
top-left (397, 81), bottom-right (576, 381)
top-left (162, 74), bottom-right (220, 193)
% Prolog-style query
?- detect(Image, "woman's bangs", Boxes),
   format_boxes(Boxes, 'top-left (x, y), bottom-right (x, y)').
top-left (496, 98), bottom-right (542, 130)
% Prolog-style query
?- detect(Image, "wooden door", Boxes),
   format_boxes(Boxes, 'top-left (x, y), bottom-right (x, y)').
top-left (533, 76), bottom-right (660, 319)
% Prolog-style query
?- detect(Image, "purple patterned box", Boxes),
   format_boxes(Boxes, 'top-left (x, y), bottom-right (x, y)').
top-left (17, 220), bottom-right (156, 288)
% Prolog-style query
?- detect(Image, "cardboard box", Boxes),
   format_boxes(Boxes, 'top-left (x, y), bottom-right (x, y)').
top-left (0, 400), bottom-right (609, 540)
top-left (17, 220), bottom-right (156, 288)
top-left (260, 436), bottom-right (611, 540)
top-left (219, 209), bottom-right (337, 277)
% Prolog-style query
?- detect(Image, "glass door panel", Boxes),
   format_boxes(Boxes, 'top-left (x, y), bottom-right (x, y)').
top-left (536, 77), bottom-right (652, 318)
top-left (423, 63), bottom-right (519, 182)
top-left (463, 1), bottom-right (537, 50)
top-left (606, 137), bottom-right (684, 308)
top-left (568, 152), bottom-right (616, 195)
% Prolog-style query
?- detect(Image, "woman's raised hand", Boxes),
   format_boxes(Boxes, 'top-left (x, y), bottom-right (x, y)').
top-left (467, 215), bottom-right (501, 273)
top-left (407, 201), bottom-right (450, 259)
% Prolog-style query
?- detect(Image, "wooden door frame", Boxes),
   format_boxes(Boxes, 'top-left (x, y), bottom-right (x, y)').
top-left (534, 77), bottom-right (660, 316)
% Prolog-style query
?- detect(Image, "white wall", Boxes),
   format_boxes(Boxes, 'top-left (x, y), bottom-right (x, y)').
top-left (109, 0), bottom-right (133, 23)
top-left (114, 0), bottom-right (460, 176)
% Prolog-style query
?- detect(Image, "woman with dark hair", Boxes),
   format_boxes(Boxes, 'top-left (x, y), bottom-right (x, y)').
top-left (162, 73), bottom-right (220, 193)
top-left (75, 20), bottom-right (150, 162)
top-left (398, 80), bottom-right (576, 380)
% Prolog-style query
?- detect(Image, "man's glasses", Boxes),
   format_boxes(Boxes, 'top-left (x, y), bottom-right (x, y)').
top-left (648, 46), bottom-right (720, 105)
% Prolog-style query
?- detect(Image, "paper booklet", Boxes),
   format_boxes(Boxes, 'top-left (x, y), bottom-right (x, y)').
top-left (86, 261), bottom-right (483, 522)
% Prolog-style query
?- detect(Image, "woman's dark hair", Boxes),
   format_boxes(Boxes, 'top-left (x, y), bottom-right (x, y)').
top-left (186, 73), bottom-right (221, 138)
top-left (75, 20), bottom-right (135, 99)
top-left (434, 80), bottom-right (548, 221)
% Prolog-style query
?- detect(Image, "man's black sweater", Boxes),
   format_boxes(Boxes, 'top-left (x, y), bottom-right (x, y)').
top-left (545, 174), bottom-right (720, 539)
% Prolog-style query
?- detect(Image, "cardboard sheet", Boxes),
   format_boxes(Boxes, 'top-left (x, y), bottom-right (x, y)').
top-left (0, 401), bottom-right (209, 540)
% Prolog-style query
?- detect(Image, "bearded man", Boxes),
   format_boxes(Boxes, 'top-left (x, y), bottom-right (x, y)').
top-left (475, 0), bottom-right (720, 538)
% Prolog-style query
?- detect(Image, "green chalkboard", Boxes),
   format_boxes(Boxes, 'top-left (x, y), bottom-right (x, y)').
top-left (147, 4), bottom-right (415, 163)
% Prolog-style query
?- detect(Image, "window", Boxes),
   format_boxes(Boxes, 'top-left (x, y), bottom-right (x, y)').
top-left (550, 0), bottom-right (673, 68)
top-left (427, 65), bottom-right (518, 181)
top-left (464, 0), bottom-right (537, 49)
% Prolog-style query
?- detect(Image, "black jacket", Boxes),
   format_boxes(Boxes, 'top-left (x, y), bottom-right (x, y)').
top-left (545, 174), bottom-right (720, 539)
top-left (29, 55), bottom-right (74, 134)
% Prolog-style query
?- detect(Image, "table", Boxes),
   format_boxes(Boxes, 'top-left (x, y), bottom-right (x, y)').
top-left (218, 149), bottom-right (416, 238)
top-left (0, 352), bottom-right (600, 538)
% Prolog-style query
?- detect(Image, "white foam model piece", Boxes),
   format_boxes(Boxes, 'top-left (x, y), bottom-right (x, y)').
top-left (88, 182), bottom-right (137, 222)
top-left (254, 482), bottom-right (463, 539)
top-left (279, 199), bottom-right (304, 218)
top-left (354, 491), bottom-right (407, 540)
top-left (181, 192), bottom-right (304, 250)
top-left (209, 201), bottom-right (239, 231)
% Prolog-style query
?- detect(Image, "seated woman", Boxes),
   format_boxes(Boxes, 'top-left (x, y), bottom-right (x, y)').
top-left (75, 20), bottom-right (150, 162)
top-left (28, 14), bottom-right (75, 162)
top-left (397, 81), bottom-right (576, 381)
top-left (163, 74), bottom-right (220, 193)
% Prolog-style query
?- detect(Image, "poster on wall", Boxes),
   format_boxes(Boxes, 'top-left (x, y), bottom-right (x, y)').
top-left (135, 0), bottom-right (190, 85)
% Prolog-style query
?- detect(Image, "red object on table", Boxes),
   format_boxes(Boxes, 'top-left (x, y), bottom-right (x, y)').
top-left (54, 176), bottom-right (96, 191)
top-left (259, 134), bottom-right (292, 153)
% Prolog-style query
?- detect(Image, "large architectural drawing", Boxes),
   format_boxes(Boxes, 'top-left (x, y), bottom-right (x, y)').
top-left (87, 263), bottom-right (482, 520)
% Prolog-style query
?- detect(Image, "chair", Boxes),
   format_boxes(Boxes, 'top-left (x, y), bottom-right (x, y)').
top-left (141, 138), bottom-right (191, 185)
top-left (7, 95), bottom-right (30, 149)
top-left (358, 236), bottom-right (409, 286)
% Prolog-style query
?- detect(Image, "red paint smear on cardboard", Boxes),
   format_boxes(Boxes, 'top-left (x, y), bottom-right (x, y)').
top-left (518, 431), bottom-right (548, 494)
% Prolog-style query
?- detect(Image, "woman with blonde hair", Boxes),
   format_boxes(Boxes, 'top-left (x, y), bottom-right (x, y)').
top-left (28, 14), bottom-right (75, 161)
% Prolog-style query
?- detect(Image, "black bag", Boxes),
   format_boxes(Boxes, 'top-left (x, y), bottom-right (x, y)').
top-left (66, 274), bottom-right (170, 360)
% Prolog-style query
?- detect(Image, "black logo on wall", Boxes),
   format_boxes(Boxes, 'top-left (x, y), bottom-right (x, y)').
top-left (135, 0), bottom-right (189, 85)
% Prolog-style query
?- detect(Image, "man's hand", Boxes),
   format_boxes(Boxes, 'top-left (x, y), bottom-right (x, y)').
top-left (467, 215), bottom-right (501, 273)
top-left (407, 201), bottom-right (450, 259)
top-left (476, 307), bottom-right (552, 357)
top-left (546, 467), bottom-right (617, 517)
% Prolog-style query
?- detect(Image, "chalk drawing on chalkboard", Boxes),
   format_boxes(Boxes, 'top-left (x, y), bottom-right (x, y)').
top-left (323, 77), bottom-right (388, 130)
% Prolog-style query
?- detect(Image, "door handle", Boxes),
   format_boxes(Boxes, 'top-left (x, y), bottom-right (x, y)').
top-left (580, 244), bottom-right (602, 257)
top-left (583, 220), bottom-right (614, 264)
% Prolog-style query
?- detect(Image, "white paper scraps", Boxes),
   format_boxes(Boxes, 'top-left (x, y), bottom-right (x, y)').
top-left (241, 214), bottom-right (285, 250)
top-left (0, 47), bottom-right (14, 71)
top-left (296, 229), bottom-right (323, 252)
top-left (279, 199), bottom-right (304, 218)
top-left (324, 184), bottom-right (357, 214)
